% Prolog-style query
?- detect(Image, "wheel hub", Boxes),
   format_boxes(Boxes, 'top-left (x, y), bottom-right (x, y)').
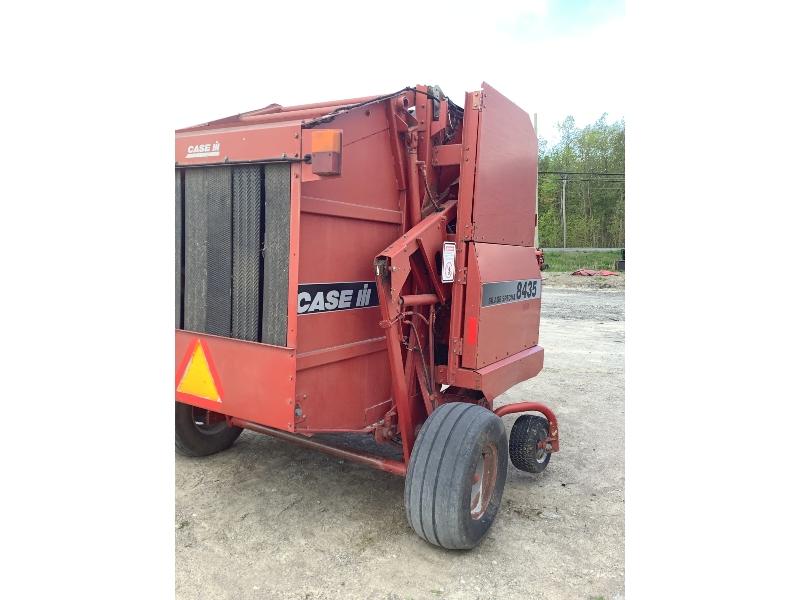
top-left (470, 443), bottom-right (498, 520)
top-left (191, 407), bottom-right (228, 435)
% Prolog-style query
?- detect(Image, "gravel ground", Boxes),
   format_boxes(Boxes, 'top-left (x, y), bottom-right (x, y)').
top-left (176, 276), bottom-right (625, 600)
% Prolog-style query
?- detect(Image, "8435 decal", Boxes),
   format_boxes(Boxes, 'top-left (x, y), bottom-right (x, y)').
top-left (481, 278), bottom-right (542, 307)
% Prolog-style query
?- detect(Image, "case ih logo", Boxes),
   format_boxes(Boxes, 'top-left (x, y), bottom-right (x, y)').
top-left (186, 141), bottom-right (220, 158)
top-left (297, 282), bottom-right (379, 315)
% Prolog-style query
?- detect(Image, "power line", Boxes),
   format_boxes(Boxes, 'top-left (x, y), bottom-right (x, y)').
top-left (557, 179), bottom-right (625, 183)
top-left (538, 171), bottom-right (624, 176)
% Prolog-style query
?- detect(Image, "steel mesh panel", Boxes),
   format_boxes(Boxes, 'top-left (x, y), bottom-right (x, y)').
top-left (181, 162), bottom-right (289, 346)
top-left (183, 169), bottom-right (208, 333)
top-left (183, 167), bottom-right (232, 336)
top-left (262, 163), bottom-right (291, 346)
top-left (175, 169), bottom-right (182, 329)
top-left (205, 167), bottom-right (233, 336)
top-left (232, 165), bottom-right (262, 342)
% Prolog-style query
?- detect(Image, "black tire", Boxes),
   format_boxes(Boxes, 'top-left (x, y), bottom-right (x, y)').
top-left (175, 402), bottom-right (243, 457)
top-left (509, 414), bottom-right (551, 473)
top-left (404, 402), bottom-right (508, 550)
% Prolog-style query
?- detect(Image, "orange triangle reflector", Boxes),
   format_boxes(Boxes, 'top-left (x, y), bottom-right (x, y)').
top-left (177, 341), bottom-right (221, 402)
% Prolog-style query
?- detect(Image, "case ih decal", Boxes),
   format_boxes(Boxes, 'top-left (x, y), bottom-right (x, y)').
top-left (186, 141), bottom-right (221, 159)
top-left (297, 281), bottom-right (379, 314)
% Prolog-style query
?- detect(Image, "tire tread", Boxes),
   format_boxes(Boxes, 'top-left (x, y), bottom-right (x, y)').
top-left (509, 414), bottom-right (551, 473)
top-left (405, 402), bottom-right (508, 549)
top-left (175, 402), bottom-right (243, 457)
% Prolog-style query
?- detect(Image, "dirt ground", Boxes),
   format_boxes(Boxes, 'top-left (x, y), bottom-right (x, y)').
top-left (176, 274), bottom-right (625, 600)
top-left (542, 271), bottom-right (625, 290)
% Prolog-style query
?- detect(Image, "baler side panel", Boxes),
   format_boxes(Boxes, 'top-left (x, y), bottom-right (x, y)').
top-left (445, 83), bottom-right (544, 401)
top-left (472, 82), bottom-right (538, 246)
top-left (175, 122), bottom-right (301, 166)
top-left (176, 330), bottom-right (296, 431)
top-left (294, 107), bottom-right (401, 432)
top-left (294, 351), bottom-right (393, 432)
top-left (462, 243), bottom-right (542, 369)
top-left (301, 113), bottom-right (401, 209)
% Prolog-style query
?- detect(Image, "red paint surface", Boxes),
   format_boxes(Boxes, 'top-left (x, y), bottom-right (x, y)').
top-left (176, 330), bottom-right (296, 431)
top-left (462, 243), bottom-right (542, 369)
top-left (175, 122), bottom-right (301, 166)
top-left (295, 106), bottom-right (402, 432)
top-left (472, 83), bottom-right (538, 246)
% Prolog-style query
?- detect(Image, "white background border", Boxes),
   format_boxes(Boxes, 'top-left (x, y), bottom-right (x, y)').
top-left (2, 1), bottom-right (798, 597)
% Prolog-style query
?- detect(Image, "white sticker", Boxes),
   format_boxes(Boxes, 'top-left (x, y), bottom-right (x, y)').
top-left (441, 242), bottom-right (456, 283)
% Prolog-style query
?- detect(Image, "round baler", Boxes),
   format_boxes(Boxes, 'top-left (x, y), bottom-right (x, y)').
top-left (174, 83), bottom-right (560, 549)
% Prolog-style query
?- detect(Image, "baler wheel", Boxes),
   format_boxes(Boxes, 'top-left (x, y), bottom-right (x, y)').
top-left (404, 402), bottom-right (508, 550)
top-left (509, 414), bottom-right (551, 473)
top-left (175, 403), bottom-right (243, 457)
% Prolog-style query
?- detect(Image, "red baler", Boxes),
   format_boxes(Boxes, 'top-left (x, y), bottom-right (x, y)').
top-left (175, 83), bottom-right (559, 549)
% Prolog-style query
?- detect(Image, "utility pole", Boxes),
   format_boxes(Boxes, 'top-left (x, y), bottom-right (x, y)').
top-left (534, 113), bottom-right (539, 248)
top-left (561, 176), bottom-right (567, 248)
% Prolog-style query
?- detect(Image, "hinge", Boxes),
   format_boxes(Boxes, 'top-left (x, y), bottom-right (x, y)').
top-left (471, 91), bottom-right (484, 111)
top-left (461, 222), bottom-right (475, 241)
top-left (456, 267), bottom-right (468, 285)
top-left (451, 338), bottom-right (463, 355)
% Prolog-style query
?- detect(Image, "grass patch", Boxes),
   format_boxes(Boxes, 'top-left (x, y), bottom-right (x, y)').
top-left (542, 250), bottom-right (621, 272)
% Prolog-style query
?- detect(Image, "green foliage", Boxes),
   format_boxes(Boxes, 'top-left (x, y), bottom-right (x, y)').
top-left (538, 114), bottom-right (625, 248)
top-left (542, 250), bottom-right (620, 272)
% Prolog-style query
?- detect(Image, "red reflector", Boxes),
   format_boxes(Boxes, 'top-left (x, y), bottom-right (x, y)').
top-left (466, 316), bottom-right (478, 345)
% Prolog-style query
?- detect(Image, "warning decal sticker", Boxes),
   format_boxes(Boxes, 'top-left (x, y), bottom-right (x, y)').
top-left (177, 340), bottom-right (222, 402)
top-left (441, 242), bottom-right (456, 283)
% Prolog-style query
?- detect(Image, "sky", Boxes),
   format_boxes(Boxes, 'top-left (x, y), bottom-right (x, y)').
top-left (172, 0), bottom-right (625, 148)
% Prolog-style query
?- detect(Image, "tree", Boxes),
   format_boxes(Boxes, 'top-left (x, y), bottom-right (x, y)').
top-left (538, 115), bottom-right (625, 247)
